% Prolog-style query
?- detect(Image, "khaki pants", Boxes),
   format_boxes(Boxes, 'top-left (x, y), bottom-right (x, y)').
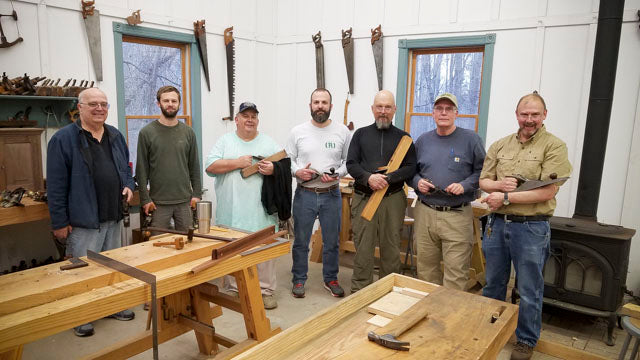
top-left (350, 190), bottom-right (406, 292)
top-left (414, 202), bottom-right (473, 290)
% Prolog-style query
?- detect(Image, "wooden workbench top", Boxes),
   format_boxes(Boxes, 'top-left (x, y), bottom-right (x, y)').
top-left (0, 198), bottom-right (49, 227)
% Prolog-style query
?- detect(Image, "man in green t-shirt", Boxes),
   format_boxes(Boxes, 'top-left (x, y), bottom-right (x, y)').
top-left (136, 86), bottom-right (202, 231)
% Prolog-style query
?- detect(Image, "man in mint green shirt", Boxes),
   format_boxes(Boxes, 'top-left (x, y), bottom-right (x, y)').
top-left (136, 86), bottom-right (202, 231)
top-left (205, 102), bottom-right (280, 309)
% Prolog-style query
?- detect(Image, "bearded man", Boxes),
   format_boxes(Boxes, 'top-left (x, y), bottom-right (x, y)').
top-left (345, 90), bottom-right (417, 293)
top-left (285, 88), bottom-right (352, 298)
top-left (136, 85), bottom-right (202, 231)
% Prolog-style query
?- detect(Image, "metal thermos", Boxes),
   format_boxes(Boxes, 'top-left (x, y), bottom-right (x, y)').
top-left (195, 201), bottom-right (212, 234)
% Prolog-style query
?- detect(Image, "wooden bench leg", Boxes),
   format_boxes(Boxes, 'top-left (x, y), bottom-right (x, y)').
top-left (309, 228), bottom-right (323, 263)
top-left (233, 266), bottom-right (280, 341)
top-left (0, 345), bottom-right (23, 360)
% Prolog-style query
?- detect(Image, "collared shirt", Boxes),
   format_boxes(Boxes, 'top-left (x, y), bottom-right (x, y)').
top-left (480, 125), bottom-right (572, 216)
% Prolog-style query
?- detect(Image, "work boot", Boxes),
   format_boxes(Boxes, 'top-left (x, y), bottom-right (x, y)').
top-left (292, 282), bottom-right (305, 298)
top-left (74, 322), bottom-right (94, 337)
top-left (510, 342), bottom-right (534, 360)
top-left (262, 294), bottom-right (278, 309)
top-left (105, 309), bottom-right (135, 321)
top-left (324, 280), bottom-right (345, 297)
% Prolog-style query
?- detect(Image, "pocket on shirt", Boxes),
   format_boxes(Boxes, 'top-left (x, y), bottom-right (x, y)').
top-left (521, 153), bottom-right (543, 179)
top-left (496, 153), bottom-right (515, 176)
top-left (447, 154), bottom-right (469, 173)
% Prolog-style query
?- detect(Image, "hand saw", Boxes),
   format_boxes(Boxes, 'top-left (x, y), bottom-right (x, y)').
top-left (223, 26), bottom-right (235, 121)
top-left (193, 20), bottom-right (211, 91)
top-left (312, 31), bottom-right (325, 89)
top-left (341, 27), bottom-right (354, 94)
top-left (371, 25), bottom-right (383, 91)
top-left (81, 0), bottom-right (102, 81)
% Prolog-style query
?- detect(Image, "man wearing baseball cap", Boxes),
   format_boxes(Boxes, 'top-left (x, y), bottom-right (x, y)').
top-left (205, 101), bottom-right (280, 309)
top-left (410, 92), bottom-right (486, 290)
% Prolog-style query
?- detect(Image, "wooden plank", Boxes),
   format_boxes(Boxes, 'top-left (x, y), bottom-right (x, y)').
top-left (399, 287), bottom-right (429, 299)
top-left (235, 274), bottom-right (396, 359)
top-left (366, 291), bottom-right (420, 318)
top-left (0, 228), bottom-right (247, 317)
top-left (367, 314), bottom-right (392, 327)
top-left (535, 339), bottom-right (609, 360)
top-left (241, 150), bottom-right (287, 178)
top-left (190, 287), bottom-right (218, 355)
top-left (0, 345), bottom-right (22, 360)
top-left (620, 303), bottom-right (640, 320)
top-left (0, 198), bottom-right (49, 227)
top-left (361, 135), bottom-right (412, 221)
top-left (309, 229), bottom-right (323, 263)
top-left (0, 240), bottom-right (290, 353)
top-left (211, 339), bottom-right (258, 360)
top-left (200, 291), bottom-right (243, 313)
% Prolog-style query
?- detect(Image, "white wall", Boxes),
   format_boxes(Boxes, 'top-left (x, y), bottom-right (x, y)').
top-left (0, 0), bottom-right (638, 294)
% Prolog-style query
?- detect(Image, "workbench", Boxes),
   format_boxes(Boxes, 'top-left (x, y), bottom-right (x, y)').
top-left (235, 273), bottom-right (518, 359)
top-left (0, 227), bottom-right (289, 359)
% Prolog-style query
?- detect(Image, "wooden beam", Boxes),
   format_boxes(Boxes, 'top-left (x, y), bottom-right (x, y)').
top-left (241, 150), bottom-right (287, 178)
top-left (620, 303), bottom-right (640, 320)
top-left (535, 339), bottom-right (609, 360)
top-left (0, 198), bottom-right (49, 227)
top-left (361, 135), bottom-right (412, 221)
top-left (210, 339), bottom-right (257, 360)
top-left (0, 240), bottom-right (290, 353)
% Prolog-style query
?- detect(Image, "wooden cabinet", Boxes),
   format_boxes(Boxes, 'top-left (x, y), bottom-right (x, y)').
top-left (0, 128), bottom-right (44, 191)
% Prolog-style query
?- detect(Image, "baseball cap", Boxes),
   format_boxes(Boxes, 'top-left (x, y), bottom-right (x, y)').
top-left (434, 93), bottom-right (458, 108)
top-left (238, 102), bottom-right (259, 114)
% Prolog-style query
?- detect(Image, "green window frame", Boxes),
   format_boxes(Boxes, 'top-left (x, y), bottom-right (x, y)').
top-left (395, 34), bottom-right (496, 143)
top-left (112, 22), bottom-right (203, 167)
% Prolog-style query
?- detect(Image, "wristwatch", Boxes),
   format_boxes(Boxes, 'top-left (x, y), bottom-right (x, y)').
top-left (503, 192), bottom-right (510, 206)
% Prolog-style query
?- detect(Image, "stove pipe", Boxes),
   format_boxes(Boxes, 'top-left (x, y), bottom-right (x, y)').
top-left (573, 0), bottom-right (625, 220)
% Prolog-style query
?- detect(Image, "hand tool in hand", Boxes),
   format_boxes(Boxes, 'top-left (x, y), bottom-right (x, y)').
top-left (367, 294), bottom-right (430, 351)
top-left (510, 173), bottom-right (569, 192)
top-left (152, 237), bottom-right (184, 250)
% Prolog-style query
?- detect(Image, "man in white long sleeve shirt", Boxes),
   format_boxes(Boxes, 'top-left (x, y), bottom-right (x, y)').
top-left (285, 88), bottom-right (352, 298)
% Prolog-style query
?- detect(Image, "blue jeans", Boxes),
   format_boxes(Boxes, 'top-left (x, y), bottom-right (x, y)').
top-left (65, 220), bottom-right (122, 257)
top-left (291, 186), bottom-right (342, 284)
top-left (482, 214), bottom-right (550, 347)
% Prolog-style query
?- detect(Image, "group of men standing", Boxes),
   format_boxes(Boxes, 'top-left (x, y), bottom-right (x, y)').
top-left (47, 83), bottom-right (570, 360)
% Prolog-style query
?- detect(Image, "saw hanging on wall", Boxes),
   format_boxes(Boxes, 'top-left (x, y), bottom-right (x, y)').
top-left (341, 27), bottom-right (354, 94)
top-left (193, 20), bottom-right (211, 91)
top-left (371, 24), bottom-right (383, 91)
top-left (223, 26), bottom-right (235, 121)
top-left (312, 31), bottom-right (324, 89)
top-left (0, 8), bottom-right (23, 48)
top-left (81, 0), bottom-right (103, 81)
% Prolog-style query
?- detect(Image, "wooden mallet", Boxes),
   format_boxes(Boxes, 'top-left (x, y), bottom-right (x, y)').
top-left (153, 237), bottom-right (184, 250)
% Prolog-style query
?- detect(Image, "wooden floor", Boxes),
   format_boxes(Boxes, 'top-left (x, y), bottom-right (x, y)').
top-left (18, 251), bottom-right (636, 359)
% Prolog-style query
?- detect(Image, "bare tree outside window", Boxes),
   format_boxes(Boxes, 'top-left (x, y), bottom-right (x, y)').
top-left (407, 48), bottom-right (484, 139)
top-left (121, 37), bottom-right (190, 170)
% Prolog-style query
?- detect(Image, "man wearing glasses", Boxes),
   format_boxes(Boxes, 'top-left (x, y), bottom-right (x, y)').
top-left (479, 92), bottom-right (572, 360)
top-left (346, 90), bottom-right (416, 293)
top-left (136, 86), bottom-right (202, 232)
top-left (47, 88), bottom-right (135, 337)
top-left (410, 93), bottom-right (485, 290)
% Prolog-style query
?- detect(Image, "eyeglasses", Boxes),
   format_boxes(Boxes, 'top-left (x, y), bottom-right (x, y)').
top-left (517, 113), bottom-right (542, 120)
top-left (81, 102), bottom-right (110, 109)
top-left (433, 105), bottom-right (457, 113)
top-left (374, 105), bottom-right (394, 112)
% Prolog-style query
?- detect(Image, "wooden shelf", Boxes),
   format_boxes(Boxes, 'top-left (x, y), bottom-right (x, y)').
top-left (0, 96), bottom-right (77, 129)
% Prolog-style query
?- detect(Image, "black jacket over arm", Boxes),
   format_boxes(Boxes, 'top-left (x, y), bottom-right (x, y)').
top-left (346, 123), bottom-right (416, 195)
top-left (261, 158), bottom-right (292, 221)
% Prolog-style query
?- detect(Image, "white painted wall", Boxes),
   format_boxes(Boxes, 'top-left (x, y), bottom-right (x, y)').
top-left (0, 0), bottom-right (638, 294)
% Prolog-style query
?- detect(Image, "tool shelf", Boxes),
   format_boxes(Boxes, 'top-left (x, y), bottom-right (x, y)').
top-left (0, 95), bottom-right (78, 130)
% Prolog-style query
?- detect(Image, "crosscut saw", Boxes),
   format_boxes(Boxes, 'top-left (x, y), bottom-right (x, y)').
top-left (312, 31), bottom-right (324, 89)
top-left (341, 27), bottom-right (354, 94)
top-left (223, 26), bottom-right (235, 121)
top-left (81, 0), bottom-right (102, 81)
top-left (193, 20), bottom-right (211, 91)
top-left (371, 25), bottom-right (383, 91)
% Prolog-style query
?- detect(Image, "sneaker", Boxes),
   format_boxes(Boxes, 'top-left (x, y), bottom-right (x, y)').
top-left (292, 282), bottom-right (305, 298)
top-left (324, 280), bottom-right (345, 297)
top-left (73, 322), bottom-right (94, 337)
top-left (262, 294), bottom-right (278, 309)
top-left (105, 309), bottom-right (135, 321)
top-left (510, 342), bottom-right (534, 360)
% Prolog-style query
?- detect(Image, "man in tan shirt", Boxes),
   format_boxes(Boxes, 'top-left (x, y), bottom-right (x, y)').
top-left (479, 92), bottom-right (572, 360)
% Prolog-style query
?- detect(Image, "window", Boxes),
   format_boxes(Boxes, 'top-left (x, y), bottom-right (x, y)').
top-left (122, 36), bottom-right (191, 170)
top-left (395, 34), bottom-right (496, 142)
top-left (112, 23), bottom-right (203, 173)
